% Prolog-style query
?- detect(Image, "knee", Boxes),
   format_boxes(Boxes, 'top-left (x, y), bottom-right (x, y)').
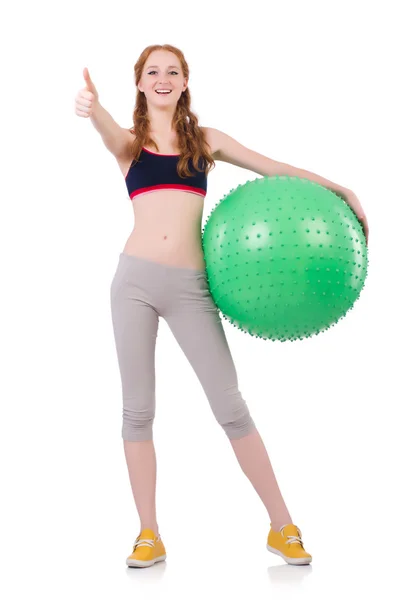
top-left (212, 387), bottom-right (256, 440)
top-left (222, 411), bottom-right (257, 440)
top-left (122, 403), bottom-right (155, 442)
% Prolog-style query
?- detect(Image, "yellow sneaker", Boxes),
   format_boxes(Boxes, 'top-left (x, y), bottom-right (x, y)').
top-left (266, 523), bottom-right (312, 565)
top-left (126, 528), bottom-right (167, 568)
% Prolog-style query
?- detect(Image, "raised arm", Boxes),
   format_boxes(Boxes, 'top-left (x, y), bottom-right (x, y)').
top-left (75, 67), bottom-right (133, 160)
top-left (89, 102), bottom-right (133, 159)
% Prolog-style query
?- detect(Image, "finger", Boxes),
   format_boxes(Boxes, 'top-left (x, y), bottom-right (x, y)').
top-left (75, 96), bottom-right (92, 108)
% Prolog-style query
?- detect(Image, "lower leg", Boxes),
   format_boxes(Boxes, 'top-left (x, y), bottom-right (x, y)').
top-left (229, 427), bottom-right (292, 531)
top-left (123, 440), bottom-right (160, 536)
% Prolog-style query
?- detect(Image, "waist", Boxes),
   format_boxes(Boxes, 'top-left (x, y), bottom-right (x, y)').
top-left (123, 230), bottom-right (206, 270)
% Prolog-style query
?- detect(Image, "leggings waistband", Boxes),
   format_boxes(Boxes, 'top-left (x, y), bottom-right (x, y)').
top-left (119, 252), bottom-right (206, 276)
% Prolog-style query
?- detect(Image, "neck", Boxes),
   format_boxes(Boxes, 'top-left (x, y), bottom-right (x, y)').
top-left (147, 106), bottom-right (175, 137)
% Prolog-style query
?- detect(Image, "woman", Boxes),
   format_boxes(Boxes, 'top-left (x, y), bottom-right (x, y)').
top-left (75, 44), bottom-right (368, 569)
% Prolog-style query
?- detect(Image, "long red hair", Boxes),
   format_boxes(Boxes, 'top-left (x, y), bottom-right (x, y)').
top-left (128, 44), bottom-right (215, 179)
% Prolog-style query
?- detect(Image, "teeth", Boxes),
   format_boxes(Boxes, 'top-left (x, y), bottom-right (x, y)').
top-left (156, 90), bottom-right (171, 94)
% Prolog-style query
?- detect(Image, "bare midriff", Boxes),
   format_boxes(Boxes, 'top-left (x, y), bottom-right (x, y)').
top-left (122, 188), bottom-right (207, 270)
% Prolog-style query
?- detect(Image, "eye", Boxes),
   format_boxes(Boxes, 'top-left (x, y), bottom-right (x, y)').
top-left (148, 71), bottom-right (179, 75)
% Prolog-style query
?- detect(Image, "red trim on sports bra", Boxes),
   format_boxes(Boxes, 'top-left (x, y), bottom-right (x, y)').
top-left (130, 184), bottom-right (206, 199)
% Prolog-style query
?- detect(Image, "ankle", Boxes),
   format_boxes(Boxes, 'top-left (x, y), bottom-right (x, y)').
top-left (140, 524), bottom-right (159, 536)
top-left (271, 521), bottom-right (291, 532)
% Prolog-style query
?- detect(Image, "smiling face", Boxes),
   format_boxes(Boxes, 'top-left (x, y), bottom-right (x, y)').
top-left (138, 50), bottom-right (188, 107)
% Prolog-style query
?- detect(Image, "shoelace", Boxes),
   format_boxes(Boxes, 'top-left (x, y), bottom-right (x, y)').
top-left (280, 526), bottom-right (303, 546)
top-left (133, 536), bottom-right (160, 551)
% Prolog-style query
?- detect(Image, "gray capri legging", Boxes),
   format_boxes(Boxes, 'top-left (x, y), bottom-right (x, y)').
top-left (110, 252), bottom-right (256, 442)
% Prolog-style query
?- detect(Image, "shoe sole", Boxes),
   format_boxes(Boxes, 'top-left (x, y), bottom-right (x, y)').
top-left (126, 554), bottom-right (167, 568)
top-left (266, 544), bottom-right (312, 565)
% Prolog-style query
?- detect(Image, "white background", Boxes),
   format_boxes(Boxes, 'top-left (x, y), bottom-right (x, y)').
top-left (1, 0), bottom-right (396, 598)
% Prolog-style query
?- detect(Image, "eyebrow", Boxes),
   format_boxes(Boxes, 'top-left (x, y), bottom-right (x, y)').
top-left (146, 65), bottom-right (180, 69)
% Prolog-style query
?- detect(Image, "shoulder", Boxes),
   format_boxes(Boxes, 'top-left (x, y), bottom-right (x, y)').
top-left (200, 126), bottom-right (221, 158)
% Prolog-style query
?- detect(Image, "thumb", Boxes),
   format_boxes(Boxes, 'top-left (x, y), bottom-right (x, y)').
top-left (83, 67), bottom-right (97, 95)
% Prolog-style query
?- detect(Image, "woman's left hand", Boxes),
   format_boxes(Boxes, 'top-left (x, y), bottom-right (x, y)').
top-left (342, 189), bottom-right (369, 246)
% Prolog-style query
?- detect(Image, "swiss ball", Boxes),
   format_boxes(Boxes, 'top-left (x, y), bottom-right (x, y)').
top-left (202, 176), bottom-right (368, 342)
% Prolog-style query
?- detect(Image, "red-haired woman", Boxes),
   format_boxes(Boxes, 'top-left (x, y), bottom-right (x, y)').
top-left (75, 43), bottom-right (367, 569)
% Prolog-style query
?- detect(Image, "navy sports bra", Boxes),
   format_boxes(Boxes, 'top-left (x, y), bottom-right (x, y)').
top-left (124, 145), bottom-right (208, 200)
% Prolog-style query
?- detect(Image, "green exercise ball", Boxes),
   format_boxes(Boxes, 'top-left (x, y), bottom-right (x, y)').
top-left (202, 176), bottom-right (368, 342)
